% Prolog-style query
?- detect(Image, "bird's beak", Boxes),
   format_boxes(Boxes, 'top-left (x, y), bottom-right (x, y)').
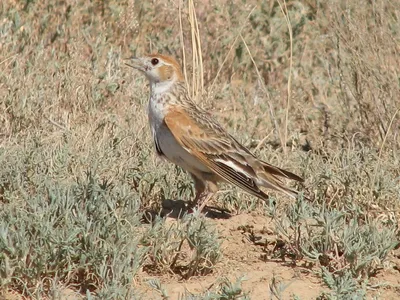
top-left (124, 57), bottom-right (144, 71)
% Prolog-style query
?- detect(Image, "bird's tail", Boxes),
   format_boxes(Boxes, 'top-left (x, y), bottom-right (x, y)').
top-left (260, 161), bottom-right (304, 182)
top-left (256, 161), bottom-right (307, 200)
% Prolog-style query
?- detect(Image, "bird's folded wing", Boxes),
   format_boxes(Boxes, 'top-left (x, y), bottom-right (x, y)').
top-left (164, 107), bottom-right (269, 199)
top-left (184, 104), bottom-right (303, 182)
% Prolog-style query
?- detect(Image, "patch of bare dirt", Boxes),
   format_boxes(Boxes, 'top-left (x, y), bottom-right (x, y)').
top-left (136, 214), bottom-right (325, 299)
top-left (136, 213), bottom-right (400, 299)
top-left (3, 214), bottom-right (399, 299)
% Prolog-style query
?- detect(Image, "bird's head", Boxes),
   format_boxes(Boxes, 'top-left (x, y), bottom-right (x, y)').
top-left (126, 54), bottom-right (184, 84)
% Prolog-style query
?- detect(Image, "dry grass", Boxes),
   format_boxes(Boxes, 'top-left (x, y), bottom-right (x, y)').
top-left (0, 0), bottom-right (399, 298)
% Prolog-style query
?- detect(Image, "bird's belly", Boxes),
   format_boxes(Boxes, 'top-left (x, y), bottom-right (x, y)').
top-left (156, 124), bottom-right (210, 174)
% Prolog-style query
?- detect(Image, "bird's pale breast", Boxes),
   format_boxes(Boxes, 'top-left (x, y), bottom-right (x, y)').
top-left (148, 94), bottom-right (210, 175)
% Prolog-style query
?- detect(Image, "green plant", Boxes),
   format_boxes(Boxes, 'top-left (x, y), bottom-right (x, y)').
top-left (142, 212), bottom-right (221, 278)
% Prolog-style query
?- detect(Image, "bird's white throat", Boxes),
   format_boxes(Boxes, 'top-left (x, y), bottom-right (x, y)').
top-left (148, 81), bottom-right (174, 129)
top-left (150, 80), bottom-right (175, 96)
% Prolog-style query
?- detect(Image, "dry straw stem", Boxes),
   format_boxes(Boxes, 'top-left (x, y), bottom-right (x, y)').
top-left (239, 34), bottom-right (281, 151)
top-left (179, 0), bottom-right (204, 102)
top-left (277, 0), bottom-right (294, 155)
top-left (0, 54), bottom-right (18, 67)
top-left (372, 108), bottom-right (400, 186)
top-left (189, 0), bottom-right (204, 101)
top-left (179, 0), bottom-right (188, 90)
top-left (209, 6), bottom-right (257, 94)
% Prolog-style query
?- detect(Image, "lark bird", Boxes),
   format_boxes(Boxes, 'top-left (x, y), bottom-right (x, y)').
top-left (126, 54), bottom-right (304, 212)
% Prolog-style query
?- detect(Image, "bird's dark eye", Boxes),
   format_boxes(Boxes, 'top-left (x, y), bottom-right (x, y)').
top-left (151, 58), bottom-right (159, 65)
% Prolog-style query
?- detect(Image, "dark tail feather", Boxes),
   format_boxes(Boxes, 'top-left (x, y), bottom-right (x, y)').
top-left (261, 161), bottom-right (304, 182)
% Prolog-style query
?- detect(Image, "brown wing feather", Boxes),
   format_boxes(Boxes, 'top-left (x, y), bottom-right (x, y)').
top-left (164, 108), bottom-right (269, 200)
top-left (181, 101), bottom-right (304, 183)
top-left (164, 105), bottom-right (304, 200)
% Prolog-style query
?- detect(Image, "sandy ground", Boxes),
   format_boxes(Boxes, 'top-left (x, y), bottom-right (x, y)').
top-left (156, 215), bottom-right (323, 299)
top-left (2, 213), bottom-right (399, 300)
top-left (136, 213), bottom-right (400, 299)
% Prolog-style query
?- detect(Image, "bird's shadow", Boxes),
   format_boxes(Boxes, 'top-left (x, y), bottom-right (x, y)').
top-left (142, 199), bottom-right (232, 222)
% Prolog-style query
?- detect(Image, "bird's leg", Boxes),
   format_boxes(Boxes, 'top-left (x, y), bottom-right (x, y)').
top-left (189, 174), bottom-right (218, 213)
top-left (190, 174), bottom-right (206, 207)
top-left (196, 191), bottom-right (215, 213)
